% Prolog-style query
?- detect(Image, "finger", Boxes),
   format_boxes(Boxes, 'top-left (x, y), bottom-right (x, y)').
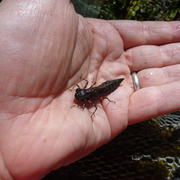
top-left (123, 43), bottom-right (180, 71)
top-left (138, 64), bottom-right (180, 87)
top-left (109, 20), bottom-right (180, 49)
top-left (128, 81), bottom-right (180, 125)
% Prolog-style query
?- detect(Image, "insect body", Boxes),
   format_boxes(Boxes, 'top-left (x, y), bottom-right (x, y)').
top-left (74, 78), bottom-right (124, 117)
top-left (75, 78), bottom-right (124, 102)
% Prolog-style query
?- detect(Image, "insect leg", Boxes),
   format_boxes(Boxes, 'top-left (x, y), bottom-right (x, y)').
top-left (82, 103), bottom-right (87, 110)
top-left (79, 72), bottom-right (89, 88)
top-left (71, 103), bottom-right (86, 111)
top-left (71, 104), bottom-right (78, 109)
top-left (69, 83), bottom-right (81, 91)
top-left (90, 81), bottom-right (96, 88)
top-left (104, 97), bottom-right (116, 103)
top-left (82, 79), bottom-right (97, 88)
top-left (91, 104), bottom-right (97, 119)
top-left (82, 79), bottom-right (89, 88)
top-left (76, 84), bottom-right (81, 88)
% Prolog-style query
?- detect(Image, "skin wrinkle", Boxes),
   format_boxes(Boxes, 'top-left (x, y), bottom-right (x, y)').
top-left (73, 114), bottom-right (95, 156)
top-left (9, 103), bottom-right (60, 177)
top-left (33, 2), bottom-right (77, 96)
top-left (108, 20), bottom-right (136, 48)
top-left (173, 23), bottom-right (180, 41)
top-left (1, 124), bottom-right (22, 178)
top-left (159, 46), bottom-right (169, 67)
top-left (0, 153), bottom-right (14, 180)
top-left (129, 21), bottom-right (147, 46)
top-left (72, 37), bottom-right (90, 77)
top-left (32, 6), bottom-right (77, 94)
top-left (123, 50), bottom-right (133, 70)
top-left (145, 21), bottom-right (172, 44)
top-left (67, 56), bottom-right (90, 89)
top-left (168, 44), bottom-right (180, 61)
top-left (138, 56), bottom-right (180, 87)
top-left (0, 2), bottom-right (63, 97)
top-left (104, 29), bottom-right (122, 60)
top-left (68, 16), bottom-right (92, 85)
top-left (36, 37), bottom-right (56, 95)
top-left (102, 86), bottom-right (128, 138)
top-left (88, 21), bottom-right (109, 65)
top-left (166, 22), bottom-right (176, 42)
top-left (140, 69), bottom-right (167, 87)
top-left (166, 64), bottom-right (180, 80)
top-left (92, 115), bottom-right (110, 148)
top-left (68, 24), bottom-right (81, 79)
top-left (110, 21), bottom-right (180, 48)
top-left (123, 42), bottom-right (180, 73)
top-left (53, 114), bottom-right (92, 166)
top-left (160, 85), bottom-right (178, 113)
top-left (160, 81), bottom-right (180, 110)
top-left (108, 21), bottom-right (125, 49)
top-left (17, 1), bottom-right (41, 20)
top-left (128, 87), bottom-right (159, 122)
top-left (54, 8), bottom-right (75, 88)
top-left (0, 95), bottom-right (54, 121)
top-left (141, 21), bottom-right (149, 45)
top-left (163, 47), bottom-right (173, 66)
top-left (153, 87), bottom-right (163, 117)
top-left (88, 23), bottom-right (124, 81)
top-left (159, 66), bottom-right (172, 85)
top-left (102, 102), bottom-right (114, 140)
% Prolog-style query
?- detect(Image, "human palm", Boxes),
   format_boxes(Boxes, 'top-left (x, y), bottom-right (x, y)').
top-left (0, 1), bottom-right (179, 179)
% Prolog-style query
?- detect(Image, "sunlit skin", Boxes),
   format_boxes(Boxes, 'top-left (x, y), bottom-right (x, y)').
top-left (0, 0), bottom-right (179, 179)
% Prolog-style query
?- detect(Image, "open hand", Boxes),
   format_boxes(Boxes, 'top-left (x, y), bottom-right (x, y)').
top-left (0, 0), bottom-right (179, 179)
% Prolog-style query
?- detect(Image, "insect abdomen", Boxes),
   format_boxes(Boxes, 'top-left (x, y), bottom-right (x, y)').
top-left (93, 78), bottom-right (124, 98)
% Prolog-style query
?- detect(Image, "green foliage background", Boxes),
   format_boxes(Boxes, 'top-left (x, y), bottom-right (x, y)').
top-left (73, 0), bottom-right (180, 20)
top-left (99, 0), bottom-right (180, 20)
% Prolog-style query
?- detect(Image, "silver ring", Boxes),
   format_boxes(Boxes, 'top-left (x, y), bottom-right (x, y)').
top-left (132, 72), bottom-right (140, 90)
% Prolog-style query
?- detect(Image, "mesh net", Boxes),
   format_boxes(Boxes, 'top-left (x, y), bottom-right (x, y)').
top-left (44, 113), bottom-right (180, 180)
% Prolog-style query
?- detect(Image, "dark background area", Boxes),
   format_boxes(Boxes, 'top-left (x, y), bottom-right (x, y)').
top-left (73, 0), bottom-right (180, 20)
top-left (99, 0), bottom-right (180, 20)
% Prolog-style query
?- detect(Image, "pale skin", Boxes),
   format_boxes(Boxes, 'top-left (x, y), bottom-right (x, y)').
top-left (0, 0), bottom-right (179, 179)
